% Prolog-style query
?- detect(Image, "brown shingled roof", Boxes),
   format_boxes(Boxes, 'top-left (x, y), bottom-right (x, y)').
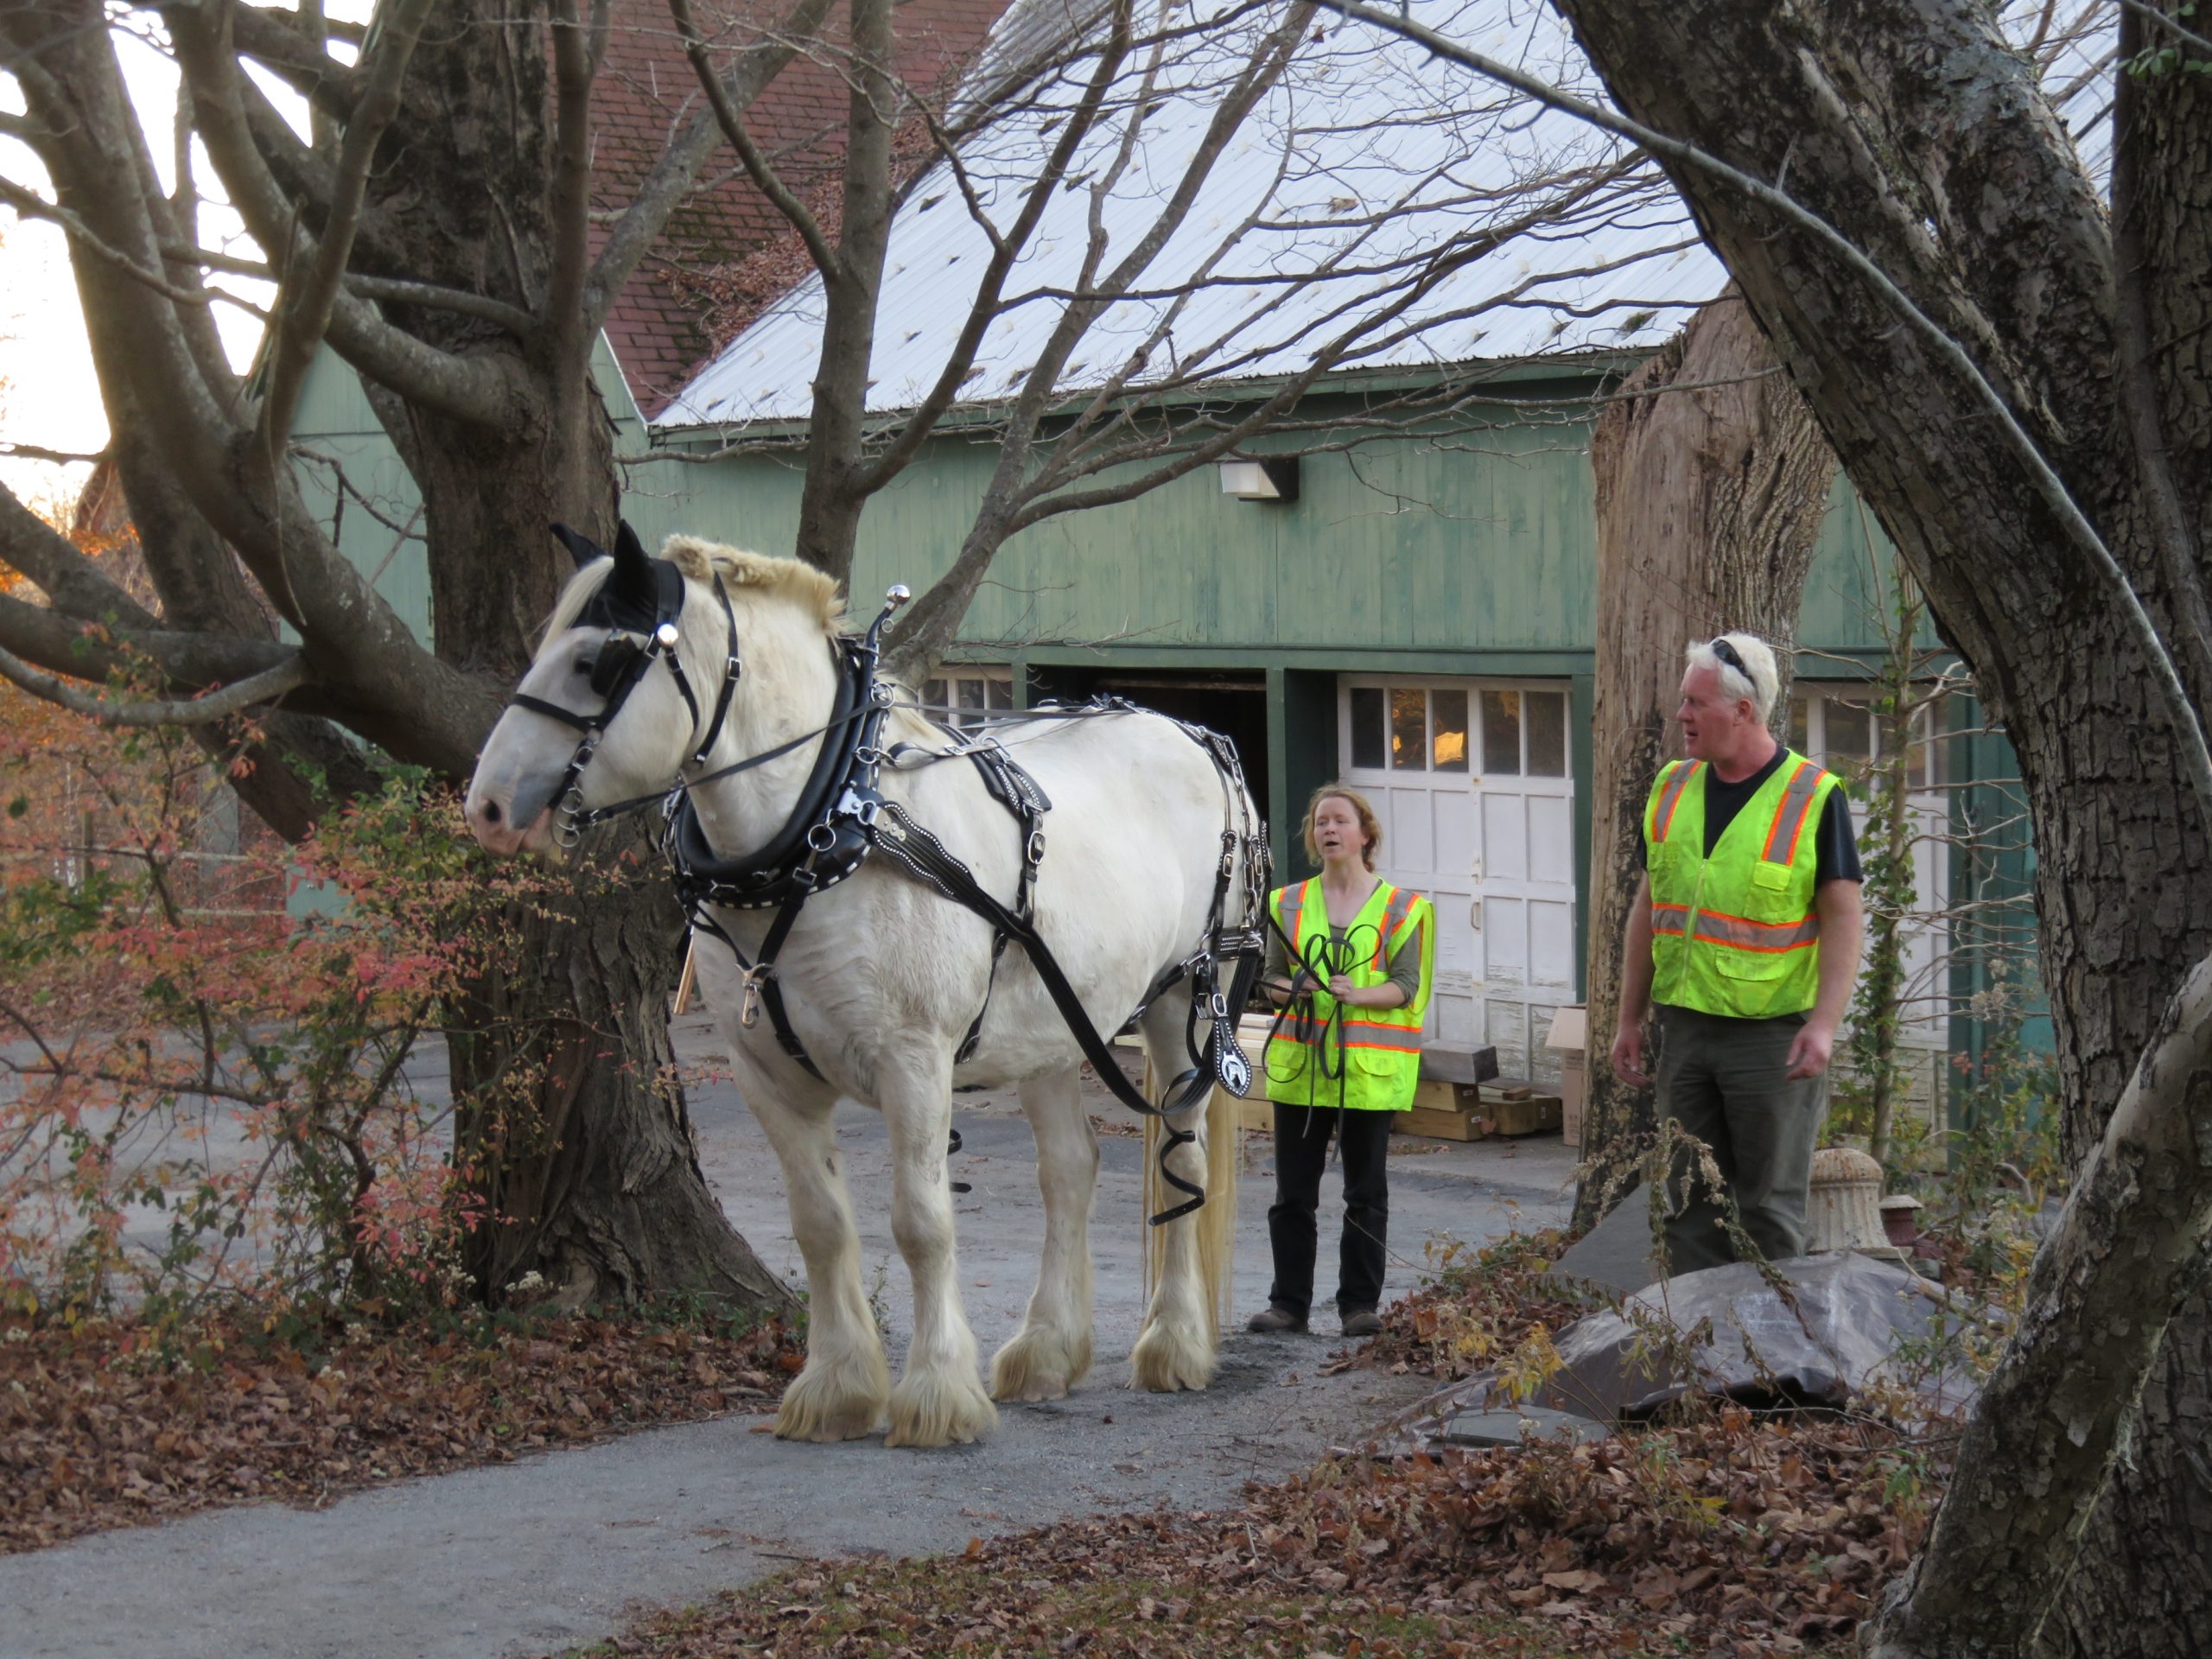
top-left (589, 0), bottom-right (1014, 417)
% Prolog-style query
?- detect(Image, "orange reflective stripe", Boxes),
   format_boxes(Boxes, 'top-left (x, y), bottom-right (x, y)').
top-left (1653, 761), bottom-right (1701, 844)
top-left (1277, 880), bottom-right (1311, 943)
top-left (1651, 902), bottom-right (1692, 937)
top-left (1762, 760), bottom-right (1828, 865)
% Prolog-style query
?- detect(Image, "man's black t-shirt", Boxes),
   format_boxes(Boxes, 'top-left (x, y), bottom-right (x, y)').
top-left (1653, 747), bottom-right (1864, 885)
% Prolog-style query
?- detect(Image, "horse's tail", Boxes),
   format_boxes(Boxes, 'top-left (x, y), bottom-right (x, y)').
top-left (1140, 1084), bottom-right (1241, 1332)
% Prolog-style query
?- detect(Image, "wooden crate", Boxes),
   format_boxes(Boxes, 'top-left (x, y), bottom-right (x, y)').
top-left (1393, 1102), bottom-right (1486, 1141)
top-left (1484, 1093), bottom-right (1564, 1137)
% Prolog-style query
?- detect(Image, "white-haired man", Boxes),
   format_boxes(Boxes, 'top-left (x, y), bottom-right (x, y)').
top-left (1611, 632), bottom-right (1865, 1273)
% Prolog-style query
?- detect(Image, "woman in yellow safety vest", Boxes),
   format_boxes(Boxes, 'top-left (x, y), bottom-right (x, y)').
top-left (1245, 785), bottom-right (1435, 1339)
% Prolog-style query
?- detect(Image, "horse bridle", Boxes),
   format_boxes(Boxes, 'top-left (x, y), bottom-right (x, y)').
top-left (507, 522), bottom-right (743, 846)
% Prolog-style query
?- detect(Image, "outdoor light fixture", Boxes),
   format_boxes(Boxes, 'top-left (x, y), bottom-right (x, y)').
top-left (1217, 456), bottom-right (1300, 503)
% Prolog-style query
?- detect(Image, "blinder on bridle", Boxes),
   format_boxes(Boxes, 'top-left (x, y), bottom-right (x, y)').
top-left (508, 520), bottom-right (741, 844)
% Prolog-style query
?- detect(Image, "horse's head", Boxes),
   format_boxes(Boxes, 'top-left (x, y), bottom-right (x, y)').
top-left (464, 524), bottom-right (845, 855)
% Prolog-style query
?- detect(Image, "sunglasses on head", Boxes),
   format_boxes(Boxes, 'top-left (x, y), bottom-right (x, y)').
top-left (1710, 636), bottom-right (1747, 677)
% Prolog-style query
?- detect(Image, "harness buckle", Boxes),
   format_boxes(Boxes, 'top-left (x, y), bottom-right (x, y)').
top-left (1208, 989), bottom-right (1230, 1021)
top-left (737, 963), bottom-right (771, 1028)
top-left (1026, 829), bottom-right (1047, 866)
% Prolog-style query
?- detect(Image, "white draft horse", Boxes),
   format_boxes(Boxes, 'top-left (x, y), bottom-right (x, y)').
top-left (465, 532), bottom-right (1255, 1447)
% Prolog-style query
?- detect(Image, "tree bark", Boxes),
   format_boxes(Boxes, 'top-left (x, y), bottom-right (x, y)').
top-left (1574, 290), bottom-right (1837, 1230)
top-left (451, 827), bottom-right (798, 1315)
top-left (1541, 2), bottom-right (2212, 1650)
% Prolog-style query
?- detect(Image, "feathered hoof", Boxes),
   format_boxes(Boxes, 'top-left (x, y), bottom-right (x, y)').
top-left (989, 1325), bottom-right (1095, 1402)
top-left (773, 1349), bottom-right (889, 1442)
top-left (1128, 1315), bottom-right (1217, 1392)
top-left (886, 1365), bottom-right (999, 1447)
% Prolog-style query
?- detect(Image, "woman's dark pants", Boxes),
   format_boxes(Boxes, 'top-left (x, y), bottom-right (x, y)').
top-left (1265, 1102), bottom-right (1393, 1319)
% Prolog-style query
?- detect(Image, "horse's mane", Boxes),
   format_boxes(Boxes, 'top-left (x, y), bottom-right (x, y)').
top-left (664, 535), bottom-right (847, 632)
top-left (541, 533), bottom-right (847, 645)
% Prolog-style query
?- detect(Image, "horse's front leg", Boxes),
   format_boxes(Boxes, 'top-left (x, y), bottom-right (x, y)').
top-left (880, 1057), bottom-right (998, 1446)
top-left (728, 1042), bottom-right (887, 1442)
top-left (1130, 995), bottom-right (1220, 1392)
top-left (991, 1066), bottom-right (1098, 1402)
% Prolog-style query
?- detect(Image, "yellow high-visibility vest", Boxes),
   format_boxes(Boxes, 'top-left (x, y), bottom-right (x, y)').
top-left (1265, 877), bottom-right (1436, 1112)
top-left (1643, 750), bottom-right (1840, 1019)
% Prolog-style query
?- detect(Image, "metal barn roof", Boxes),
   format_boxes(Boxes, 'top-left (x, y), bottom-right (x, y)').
top-left (661, 0), bottom-right (2114, 430)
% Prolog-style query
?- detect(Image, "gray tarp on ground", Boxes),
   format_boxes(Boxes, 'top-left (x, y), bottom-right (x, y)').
top-left (1537, 1252), bottom-right (1983, 1421)
top-left (1377, 1253), bottom-right (1985, 1455)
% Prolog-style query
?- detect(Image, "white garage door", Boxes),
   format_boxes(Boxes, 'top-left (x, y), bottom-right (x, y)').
top-left (1338, 677), bottom-right (1578, 1085)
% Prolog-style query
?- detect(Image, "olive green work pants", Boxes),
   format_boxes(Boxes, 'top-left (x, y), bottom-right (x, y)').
top-left (1656, 1002), bottom-right (1827, 1275)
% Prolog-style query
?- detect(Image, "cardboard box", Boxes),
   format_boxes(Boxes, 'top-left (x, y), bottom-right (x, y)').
top-left (1410, 1077), bottom-right (1483, 1114)
top-left (1546, 1004), bottom-right (1589, 1150)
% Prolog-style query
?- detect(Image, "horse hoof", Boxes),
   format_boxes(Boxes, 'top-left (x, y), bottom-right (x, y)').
top-left (886, 1369), bottom-right (999, 1447)
top-left (1128, 1319), bottom-right (1216, 1393)
top-left (989, 1328), bottom-right (1094, 1402)
top-left (775, 1352), bottom-right (889, 1441)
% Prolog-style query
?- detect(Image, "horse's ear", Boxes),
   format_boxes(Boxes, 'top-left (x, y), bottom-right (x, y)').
top-left (550, 523), bottom-right (604, 568)
top-left (608, 518), bottom-right (657, 610)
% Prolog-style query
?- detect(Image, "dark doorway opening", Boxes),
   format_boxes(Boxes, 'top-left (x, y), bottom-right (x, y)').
top-left (1036, 667), bottom-right (1271, 841)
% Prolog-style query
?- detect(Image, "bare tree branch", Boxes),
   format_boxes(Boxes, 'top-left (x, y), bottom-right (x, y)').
top-left (168, 2), bottom-right (514, 428)
top-left (855, 0), bottom-right (1137, 492)
top-left (583, 0), bottom-right (842, 333)
top-left (0, 590), bottom-right (296, 695)
top-left (0, 175), bottom-right (217, 308)
top-left (543, 0), bottom-right (616, 374)
top-left (252, 0), bottom-right (439, 463)
top-left (671, 0), bottom-right (842, 276)
top-left (0, 482), bottom-right (156, 630)
top-left (0, 641), bottom-right (309, 728)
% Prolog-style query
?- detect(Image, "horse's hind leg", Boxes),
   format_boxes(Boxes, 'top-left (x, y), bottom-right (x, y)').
top-left (991, 1066), bottom-right (1098, 1402)
top-left (879, 1057), bottom-right (998, 1446)
top-left (1129, 992), bottom-right (1220, 1392)
top-left (730, 1046), bottom-right (888, 1442)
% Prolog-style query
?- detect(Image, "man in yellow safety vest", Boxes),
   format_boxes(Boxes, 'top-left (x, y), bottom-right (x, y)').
top-left (1611, 632), bottom-right (1866, 1274)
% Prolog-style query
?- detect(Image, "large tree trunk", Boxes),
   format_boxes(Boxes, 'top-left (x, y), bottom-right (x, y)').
top-left (366, 0), bottom-right (791, 1318)
top-left (1543, 3), bottom-right (2212, 1653)
top-left (1575, 290), bottom-right (1837, 1230)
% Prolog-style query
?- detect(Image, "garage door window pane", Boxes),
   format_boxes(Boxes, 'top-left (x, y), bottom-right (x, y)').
top-left (988, 677), bottom-right (1014, 712)
top-left (1432, 689), bottom-right (1469, 770)
top-left (1350, 687), bottom-right (1385, 769)
top-left (1526, 690), bottom-right (1566, 777)
top-left (1482, 690), bottom-right (1522, 775)
top-left (1390, 688), bottom-right (1427, 770)
top-left (1826, 698), bottom-right (1872, 783)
